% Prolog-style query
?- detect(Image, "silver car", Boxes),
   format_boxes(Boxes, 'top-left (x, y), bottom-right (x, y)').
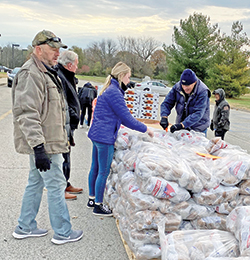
top-left (135, 81), bottom-right (171, 96)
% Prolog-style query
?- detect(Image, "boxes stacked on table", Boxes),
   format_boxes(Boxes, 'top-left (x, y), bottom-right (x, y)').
top-left (125, 90), bottom-right (159, 120)
top-left (125, 89), bottom-right (141, 118)
top-left (104, 127), bottom-right (250, 260)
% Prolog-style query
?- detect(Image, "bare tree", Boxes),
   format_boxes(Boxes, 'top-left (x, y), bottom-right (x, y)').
top-left (87, 39), bottom-right (118, 70)
top-left (117, 36), bottom-right (127, 52)
top-left (78, 36), bottom-right (160, 77)
top-left (132, 36), bottom-right (160, 62)
top-left (117, 36), bottom-right (160, 77)
top-left (117, 36), bottom-right (135, 53)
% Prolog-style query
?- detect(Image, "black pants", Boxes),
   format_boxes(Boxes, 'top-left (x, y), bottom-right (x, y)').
top-left (80, 104), bottom-right (92, 126)
top-left (215, 129), bottom-right (227, 140)
top-left (63, 148), bottom-right (71, 188)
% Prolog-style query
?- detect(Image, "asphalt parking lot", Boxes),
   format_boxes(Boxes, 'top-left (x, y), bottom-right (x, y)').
top-left (0, 76), bottom-right (249, 260)
top-left (0, 78), bottom-right (128, 260)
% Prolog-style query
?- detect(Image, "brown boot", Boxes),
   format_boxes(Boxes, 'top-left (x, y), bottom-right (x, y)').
top-left (65, 185), bottom-right (83, 194)
top-left (65, 192), bottom-right (77, 200)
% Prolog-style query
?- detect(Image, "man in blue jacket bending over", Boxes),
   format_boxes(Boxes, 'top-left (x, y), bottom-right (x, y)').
top-left (160, 69), bottom-right (211, 135)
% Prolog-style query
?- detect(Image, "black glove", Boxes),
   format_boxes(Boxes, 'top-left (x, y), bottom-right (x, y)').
top-left (170, 123), bottom-right (184, 133)
top-left (160, 117), bottom-right (169, 130)
top-left (33, 144), bottom-right (51, 172)
top-left (210, 120), bottom-right (214, 131)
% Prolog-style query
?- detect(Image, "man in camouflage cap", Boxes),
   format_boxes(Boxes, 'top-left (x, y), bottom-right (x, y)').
top-left (11, 30), bottom-right (83, 244)
top-left (32, 29), bottom-right (67, 49)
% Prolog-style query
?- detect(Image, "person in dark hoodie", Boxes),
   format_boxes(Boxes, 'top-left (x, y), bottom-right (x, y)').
top-left (210, 88), bottom-right (230, 140)
top-left (160, 69), bottom-right (211, 135)
top-left (78, 82), bottom-right (97, 129)
top-left (56, 50), bottom-right (83, 200)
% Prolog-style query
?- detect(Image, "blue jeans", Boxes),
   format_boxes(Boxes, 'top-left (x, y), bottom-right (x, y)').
top-left (88, 141), bottom-right (114, 203)
top-left (17, 154), bottom-right (72, 237)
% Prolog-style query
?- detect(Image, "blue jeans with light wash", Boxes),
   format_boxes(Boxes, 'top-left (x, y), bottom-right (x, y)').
top-left (88, 141), bottom-right (114, 203)
top-left (17, 154), bottom-right (72, 237)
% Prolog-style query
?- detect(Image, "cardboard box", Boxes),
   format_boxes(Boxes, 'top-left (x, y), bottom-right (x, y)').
top-left (125, 90), bottom-right (159, 120)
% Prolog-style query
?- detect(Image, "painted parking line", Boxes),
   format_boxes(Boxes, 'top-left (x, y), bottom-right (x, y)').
top-left (0, 109), bottom-right (12, 121)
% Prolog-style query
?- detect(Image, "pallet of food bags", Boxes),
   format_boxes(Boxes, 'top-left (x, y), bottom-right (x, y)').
top-left (106, 127), bottom-right (250, 259)
top-left (158, 220), bottom-right (239, 260)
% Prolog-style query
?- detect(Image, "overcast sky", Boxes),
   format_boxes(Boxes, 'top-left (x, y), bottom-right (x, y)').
top-left (0, 0), bottom-right (250, 50)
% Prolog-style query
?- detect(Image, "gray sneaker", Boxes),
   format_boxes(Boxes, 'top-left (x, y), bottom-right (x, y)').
top-left (12, 226), bottom-right (48, 239)
top-left (51, 230), bottom-right (83, 245)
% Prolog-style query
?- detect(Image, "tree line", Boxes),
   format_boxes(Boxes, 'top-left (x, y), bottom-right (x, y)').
top-left (1, 12), bottom-right (249, 97)
top-left (70, 36), bottom-right (167, 80)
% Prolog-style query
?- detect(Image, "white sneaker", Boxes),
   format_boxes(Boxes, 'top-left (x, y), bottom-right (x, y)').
top-left (13, 226), bottom-right (48, 239)
top-left (51, 230), bottom-right (83, 245)
top-left (79, 125), bottom-right (83, 129)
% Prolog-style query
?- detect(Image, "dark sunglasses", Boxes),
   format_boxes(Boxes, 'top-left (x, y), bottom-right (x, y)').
top-left (37, 37), bottom-right (61, 45)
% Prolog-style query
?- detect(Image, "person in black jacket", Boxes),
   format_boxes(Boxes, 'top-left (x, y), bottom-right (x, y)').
top-left (78, 82), bottom-right (97, 129)
top-left (210, 88), bottom-right (230, 140)
top-left (56, 50), bottom-right (83, 200)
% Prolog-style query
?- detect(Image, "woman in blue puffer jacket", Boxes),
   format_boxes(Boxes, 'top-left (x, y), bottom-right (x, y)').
top-left (87, 62), bottom-right (154, 216)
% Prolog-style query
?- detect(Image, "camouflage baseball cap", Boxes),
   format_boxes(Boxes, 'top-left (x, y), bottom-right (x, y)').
top-left (32, 30), bottom-right (67, 49)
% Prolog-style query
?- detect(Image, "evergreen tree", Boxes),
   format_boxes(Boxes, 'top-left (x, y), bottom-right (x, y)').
top-left (165, 13), bottom-right (219, 85)
top-left (206, 22), bottom-right (250, 97)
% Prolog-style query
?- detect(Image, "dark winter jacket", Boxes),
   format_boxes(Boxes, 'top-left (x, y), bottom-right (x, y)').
top-left (161, 79), bottom-right (211, 132)
top-left (88, 78), bottom-right (147, 145)
top-left (55, 63), bottom-right (81, 130)
top-left (78, 82), bottom-right (97, 107)
top-left (212, 88), bottom-right (230, 131)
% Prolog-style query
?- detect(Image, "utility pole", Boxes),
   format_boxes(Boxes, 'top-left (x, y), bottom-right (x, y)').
top-left (12, 43), bottom-right (20, 68)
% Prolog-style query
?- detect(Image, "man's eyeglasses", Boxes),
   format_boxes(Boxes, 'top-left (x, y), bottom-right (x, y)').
top-left (37, 37), bottom-right (61, 46)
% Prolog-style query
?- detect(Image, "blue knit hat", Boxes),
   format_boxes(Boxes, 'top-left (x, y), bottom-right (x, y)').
top-left (180, 69), bottom-right (197, 85)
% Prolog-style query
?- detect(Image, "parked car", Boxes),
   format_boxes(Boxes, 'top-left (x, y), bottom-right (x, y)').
top-left (7, 67), bottom-right (21, 87)
top-left (0, 65), bottom-right (12, 73)
top-left (135, 81), bottom-right (171, 96)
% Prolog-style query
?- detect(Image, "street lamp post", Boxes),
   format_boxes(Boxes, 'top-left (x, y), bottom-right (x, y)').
top-left (12, 43), bottom-right (20, 68)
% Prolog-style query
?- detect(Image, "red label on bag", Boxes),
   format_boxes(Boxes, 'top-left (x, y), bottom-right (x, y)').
top-left (152, 180), bottom-right (161, 196)
top-left (233, 161), bottom-right (243, 176)
top-left (164, 183), bottom-right (175, 198)
top-left (247, 227), bottom-right (250, 248)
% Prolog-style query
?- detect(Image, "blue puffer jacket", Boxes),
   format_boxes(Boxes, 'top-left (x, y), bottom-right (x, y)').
top-left (88, 78), bottom-right (147, 144)
top-left (161, 79), bottom-right (211, 132)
